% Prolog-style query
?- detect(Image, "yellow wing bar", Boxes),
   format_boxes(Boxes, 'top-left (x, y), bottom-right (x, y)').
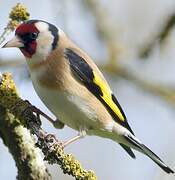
top-left (93, 72), bottom-right (125, 122)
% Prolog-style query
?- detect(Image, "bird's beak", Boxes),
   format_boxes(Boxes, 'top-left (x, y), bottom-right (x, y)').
top-left (2, 36), bottom-right (24, 48)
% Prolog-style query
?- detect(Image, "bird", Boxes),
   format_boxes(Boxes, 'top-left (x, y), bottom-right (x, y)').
top-left (3, 19), bottom-right (174, 174)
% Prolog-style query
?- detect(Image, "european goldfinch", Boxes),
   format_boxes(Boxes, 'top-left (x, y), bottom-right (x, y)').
top-left (3, 20), bottom-right (174, 174)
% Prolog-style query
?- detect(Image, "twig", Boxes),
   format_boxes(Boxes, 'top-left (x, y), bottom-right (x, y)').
top-left (0, 3), bottom-right (30, 46)
top-left (99, 64), bottom-right (175, 107)
top-left (84, 0), bottom-right (123, 66)
top-left (0, 59), bottom-right (24, 67)
top-left (139, 12), bottom-right (175, 58)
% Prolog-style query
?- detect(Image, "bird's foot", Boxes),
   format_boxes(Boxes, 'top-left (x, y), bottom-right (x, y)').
top-left (43, 133), bottom-right (64, 148)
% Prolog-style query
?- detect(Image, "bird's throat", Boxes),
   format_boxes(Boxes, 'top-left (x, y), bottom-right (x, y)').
top-left (20, 41), bottom-right (37, 58)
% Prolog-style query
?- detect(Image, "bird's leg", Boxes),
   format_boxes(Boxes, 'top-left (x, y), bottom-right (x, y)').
top-left (24, 100), bottom-right (64, 128)
top-left (62, 130), bottom-right (86, 148)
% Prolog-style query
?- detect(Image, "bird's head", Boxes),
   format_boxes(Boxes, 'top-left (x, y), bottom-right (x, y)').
top-left (3, 20), bottom-right (59, 62)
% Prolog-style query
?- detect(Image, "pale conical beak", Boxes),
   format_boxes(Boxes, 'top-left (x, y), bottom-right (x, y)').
top-left (2, 36), bottom-right (24, 48)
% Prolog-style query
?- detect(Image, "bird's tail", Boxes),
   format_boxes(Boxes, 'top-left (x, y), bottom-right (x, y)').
top-left (123, 134), bottom-right (174, 174)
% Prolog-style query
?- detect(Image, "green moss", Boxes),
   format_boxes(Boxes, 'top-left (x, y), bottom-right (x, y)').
top-left (0, 73), bottom-right (28, 126)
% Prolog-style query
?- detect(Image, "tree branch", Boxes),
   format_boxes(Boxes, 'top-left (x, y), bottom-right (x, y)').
top-left (84, 0), bottom-right (123, 65)
top-left (139, 12), bottom-right (175, 58)
top-left (84, 0), bottom-right (175, 109)
top-left (0, 106), bottom-right (51, 179)
top-left (99, 64), bottom-right (175, 107)
top-left (0, 73), bottom-right (97, 180)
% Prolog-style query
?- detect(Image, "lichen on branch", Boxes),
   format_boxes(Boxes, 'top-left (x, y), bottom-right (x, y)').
top-left (0, 106), bottom-right (51, 180)
top-left (0, 73), bottom-right (97, 180)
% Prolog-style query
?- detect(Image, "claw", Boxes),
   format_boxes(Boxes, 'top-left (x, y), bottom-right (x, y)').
top-left (44, 133), bottom-right (65, 149)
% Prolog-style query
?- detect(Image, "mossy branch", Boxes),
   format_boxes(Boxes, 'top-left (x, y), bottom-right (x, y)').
top-left (0, 73), bottom-right (97, 180)
top-left (0, 105), bottom-right (51, 180)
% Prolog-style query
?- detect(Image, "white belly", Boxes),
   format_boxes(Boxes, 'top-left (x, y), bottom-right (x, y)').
top-left (32, 79), bottom-right (98, 131)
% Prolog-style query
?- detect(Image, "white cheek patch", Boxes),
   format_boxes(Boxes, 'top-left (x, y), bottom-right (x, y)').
top-left (35, 22), bottom-right (49, 32)
top-left (35, 32), bottom-right (53, 59)
top-left (33, 22), bottom-right (54, 61)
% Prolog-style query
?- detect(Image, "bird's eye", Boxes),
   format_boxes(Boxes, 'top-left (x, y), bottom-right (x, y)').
top-left (29, 32), bottom-right (38, 40)
top-left (19, 32), bottom-right (39, 44)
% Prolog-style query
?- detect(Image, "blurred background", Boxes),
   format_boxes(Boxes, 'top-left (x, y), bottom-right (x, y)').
top-left (0, 0), bottom-right (175, 179)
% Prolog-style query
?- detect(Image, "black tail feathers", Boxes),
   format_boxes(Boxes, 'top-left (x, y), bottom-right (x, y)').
top-left (124, 134), bottom-right (174, 174)
top-left (120, 143), bottom-right (136, 159)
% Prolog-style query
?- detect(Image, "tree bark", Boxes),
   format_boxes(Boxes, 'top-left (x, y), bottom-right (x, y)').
top-left (0, 105), bottom-right (51, 180)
